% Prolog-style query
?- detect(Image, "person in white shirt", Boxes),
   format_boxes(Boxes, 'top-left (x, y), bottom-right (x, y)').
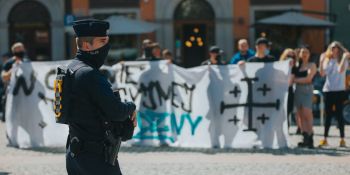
top-left (319, 41), bottom-right (350, 147)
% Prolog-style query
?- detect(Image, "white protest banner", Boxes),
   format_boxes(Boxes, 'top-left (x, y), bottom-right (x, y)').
top-left (6, 60), bottom-right (290, 149)
top-left (113, 60), bottom-right (290, 148)
top-left (5, 61), bottom-right (69, 148)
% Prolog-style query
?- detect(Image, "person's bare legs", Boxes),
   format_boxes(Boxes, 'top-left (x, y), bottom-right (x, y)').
top-left (296, 109), bottom-right (303, 132)
top-left (301, 107), bottom-right (314, 148)
top-left (296, 112), bottom-right (302, 133)
top-left (301, 107), bottom-right (313, 134)
top-left (297, 106), bottom-right (314, 148)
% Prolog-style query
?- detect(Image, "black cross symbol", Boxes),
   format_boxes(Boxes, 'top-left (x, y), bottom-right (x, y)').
top-left (220, 77), bottom-right (280, 132)
top-left (229, 86), bottom-right (241, 98)
top-left (38, 121), bottom-right (47, 129)
top-left (257, 84), bottom-right (271, 96)
top-left (257, 113), bottom-right (269, 124)
top-left (228, 115), bottom-right (240, 125)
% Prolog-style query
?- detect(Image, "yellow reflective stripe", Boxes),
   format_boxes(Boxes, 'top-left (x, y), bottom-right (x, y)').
top-left (58, 80), bottom-right (63, 93)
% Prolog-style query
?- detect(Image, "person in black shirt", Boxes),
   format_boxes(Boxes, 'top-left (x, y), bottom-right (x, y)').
top-left (1, 43), bottom-right (27, 84)
top-left (1, 52), bottom-right (11, 68)
top-left (65, 19), bottom-right (137, 175)
top-left (246, 37), bottom-right (276, 63)
top-left (141, 39), bottom-right (152, 59)
top-left (0, 52), bottom-right (12, 120)
top-left (150, 42), bottom-right (163, 60)
top-left (137, 42), bottom-right (164, 61)
top-left (201, 46), bottom-right (225, 65)
top-left (0, 43), bottom-right (27, 121)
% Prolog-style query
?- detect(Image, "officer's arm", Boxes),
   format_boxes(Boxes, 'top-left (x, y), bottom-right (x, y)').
top-left (88, 71), bottom-right (136, 122)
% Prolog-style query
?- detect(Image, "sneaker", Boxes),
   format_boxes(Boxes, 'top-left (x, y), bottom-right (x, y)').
top-left (318, 139), bottom-right (328, 148)
top-left (340, 139), bottom-right (346, 148)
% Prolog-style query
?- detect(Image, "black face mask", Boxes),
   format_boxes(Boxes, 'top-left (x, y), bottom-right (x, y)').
top-left (77, 43), bottom-right (111, 68)
top-left (13, 51), bottom-right (25, 58)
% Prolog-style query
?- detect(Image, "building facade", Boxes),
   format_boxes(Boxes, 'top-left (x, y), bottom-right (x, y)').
top-left (139, 0), bottom-right (329, 67)
top-left (330, 0), bottom-right (350, 49)
top-left (0, 0), bottom-right (337, 64)
top-left (0, 0), bottom-right (65, 61)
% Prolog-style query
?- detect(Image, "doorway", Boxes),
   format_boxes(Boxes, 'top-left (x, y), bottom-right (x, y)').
top-left (8, 0), bottom-right (51, 61)
top-left (174, 0), bottom-right (215, 68)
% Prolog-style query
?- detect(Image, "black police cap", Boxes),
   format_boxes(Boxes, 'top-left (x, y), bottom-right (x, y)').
top-left (73, 19), bottom-right (110, 37)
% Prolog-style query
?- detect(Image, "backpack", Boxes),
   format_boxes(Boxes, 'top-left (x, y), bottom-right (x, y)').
top-left (54, 63), bottom-right (86, 124)
top-left (54, 62), bottom-right (134, 142)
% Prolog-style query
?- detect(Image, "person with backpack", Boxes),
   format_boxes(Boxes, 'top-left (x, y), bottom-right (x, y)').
top-left (56, 19), bottom-right (137, 175)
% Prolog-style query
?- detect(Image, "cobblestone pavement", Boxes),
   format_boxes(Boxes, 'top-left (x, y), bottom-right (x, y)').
top-left (0, 122), bottom-right (349, 175)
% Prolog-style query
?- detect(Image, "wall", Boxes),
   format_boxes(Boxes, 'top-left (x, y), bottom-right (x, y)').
top-left (301, 0), bottom-right (326, 54)
top-left (72, 0), bottom-right (89, 16)
top-left (0, 0), bottom-right (65, 60)
top-left (330, 0), bottom-right (350, 49)
top-left (233, 0), bottom-right (250, 48)
top-left (155, 0), bottom-right (233, 60)
top-left (140, 0), bottom-right (156, 42)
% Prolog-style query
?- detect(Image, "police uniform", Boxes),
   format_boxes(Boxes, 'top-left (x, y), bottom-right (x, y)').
top-left (65, 19), bottom-right (136, 175)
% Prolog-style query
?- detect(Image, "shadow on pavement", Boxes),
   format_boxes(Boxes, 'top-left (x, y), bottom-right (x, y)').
top-left (8, 145), bottom-right (350, 157)
top-left (119, 146), bottom-right (350, 156)
top-left (11, 146), bottom-right (66, 154)
top-left (0, 172), bottom-right (11, 175)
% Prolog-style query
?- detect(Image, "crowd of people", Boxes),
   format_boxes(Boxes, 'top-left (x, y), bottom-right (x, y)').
top-left (278, 41), bottom-right (350, 149)
top-left (135, 39), bottom-right (173, 63)
top-left (135, 37), bottom-right (350, 149)
top-left (0, 37), bottom-right (349, 149)
top-left (232, 38), bottom-right (350, 148)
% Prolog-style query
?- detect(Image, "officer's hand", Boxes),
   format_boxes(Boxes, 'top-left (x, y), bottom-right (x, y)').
top-left (131, 111), bottom-right (137, 127)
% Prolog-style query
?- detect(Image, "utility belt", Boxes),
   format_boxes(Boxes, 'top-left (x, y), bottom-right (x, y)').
top-left (67, 90), bottom-right (134, 166)
top-left (67, 131), bottom-right (122, 166)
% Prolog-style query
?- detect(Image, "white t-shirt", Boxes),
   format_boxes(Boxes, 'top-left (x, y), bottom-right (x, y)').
top-left (322, 58), bottom-right (348, 92)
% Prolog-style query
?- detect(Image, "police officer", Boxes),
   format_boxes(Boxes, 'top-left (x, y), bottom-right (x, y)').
top-left (66, 19), bottom-right (137, 175)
